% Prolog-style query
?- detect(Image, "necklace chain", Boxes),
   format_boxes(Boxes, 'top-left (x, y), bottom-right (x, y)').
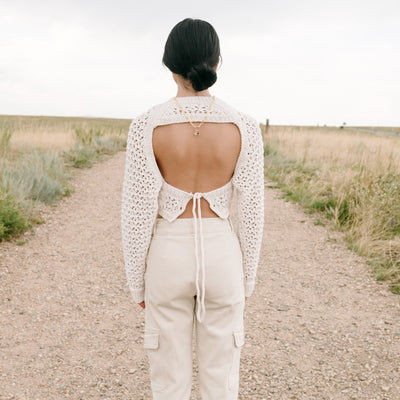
top-left (174, 95), bottom-right (216, 136)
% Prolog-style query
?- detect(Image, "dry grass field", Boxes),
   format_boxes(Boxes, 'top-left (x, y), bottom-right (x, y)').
top-left (0, 114), bottom-right (130, 241)
top-left (263, 124), bottom-right (400, 294)
top-left (0, 114), bottom-right (130, 150)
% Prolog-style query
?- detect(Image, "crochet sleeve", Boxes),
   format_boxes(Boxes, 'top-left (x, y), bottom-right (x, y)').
top-left (121, 110), bottom-right (160, 304)
top-left (233, 114), bottom-right (265, 298)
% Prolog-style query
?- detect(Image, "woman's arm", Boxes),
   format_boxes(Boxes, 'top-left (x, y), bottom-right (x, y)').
top-left (121, 110), bottom-right (160, 304)
top-left (233, 114), bottom-right (265, 298)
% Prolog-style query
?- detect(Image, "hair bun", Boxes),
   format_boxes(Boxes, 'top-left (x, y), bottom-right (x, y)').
top-left (186, 62), bottom-right (217, 92)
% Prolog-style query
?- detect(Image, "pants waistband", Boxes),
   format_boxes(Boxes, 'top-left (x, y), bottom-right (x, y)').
top-left (152, 216), bottom-right (235, 236)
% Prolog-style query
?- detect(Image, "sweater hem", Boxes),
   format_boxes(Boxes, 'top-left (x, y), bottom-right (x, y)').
top-left (244, 281), bottom-right (255, 297)
top-left (130, 287), bottom-right (144, 303)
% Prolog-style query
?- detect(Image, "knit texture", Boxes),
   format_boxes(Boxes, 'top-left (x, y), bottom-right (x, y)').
top-left (121, 96), bottom-right (264, 303)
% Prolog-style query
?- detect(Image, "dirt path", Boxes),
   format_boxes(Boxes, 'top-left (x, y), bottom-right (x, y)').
top-left (1, 151), bottom-right (399, 400)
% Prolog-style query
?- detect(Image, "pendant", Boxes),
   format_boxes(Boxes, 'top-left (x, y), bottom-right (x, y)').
top-left (194, 130), bottom-right (200, 136)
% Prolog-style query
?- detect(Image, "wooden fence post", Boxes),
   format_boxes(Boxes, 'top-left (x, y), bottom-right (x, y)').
top-left (264, 118), bottom-right (269, 135)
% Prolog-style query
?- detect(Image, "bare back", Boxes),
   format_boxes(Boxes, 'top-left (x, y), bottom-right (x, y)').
top-left (153, 122), bottom-right (241, 218)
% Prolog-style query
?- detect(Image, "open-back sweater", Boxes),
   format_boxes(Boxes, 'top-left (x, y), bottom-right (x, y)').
top-left (121, 95), bottom-right (265, 314)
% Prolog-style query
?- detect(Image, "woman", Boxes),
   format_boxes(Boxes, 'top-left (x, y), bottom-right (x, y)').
top-left (121, 18), bottom-right (264, 400)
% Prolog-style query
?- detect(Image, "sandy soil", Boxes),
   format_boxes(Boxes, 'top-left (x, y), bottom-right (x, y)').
top-left (1, 150), bottom-right (399, 400)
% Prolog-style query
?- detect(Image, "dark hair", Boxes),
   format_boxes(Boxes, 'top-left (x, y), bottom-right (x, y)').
top-left (162, 18), bottom-right (221, 92)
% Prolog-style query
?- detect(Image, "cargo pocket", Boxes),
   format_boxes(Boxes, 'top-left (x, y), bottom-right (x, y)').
top-left (228, 327), bottom-right (245, 391)
top-left (143, 329), bottom-right (159, 349)
top-left (143, 327), bottom-right (166, 393)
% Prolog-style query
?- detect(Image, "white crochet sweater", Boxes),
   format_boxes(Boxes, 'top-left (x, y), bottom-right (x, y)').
top-left (121, 95), bottom-right (264, 304)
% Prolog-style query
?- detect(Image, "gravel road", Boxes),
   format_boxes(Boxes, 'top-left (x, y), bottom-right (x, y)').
top-left (1, 150), bottom-right (399, 400)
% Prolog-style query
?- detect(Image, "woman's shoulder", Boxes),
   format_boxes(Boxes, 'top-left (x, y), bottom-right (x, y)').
top-left (129, 98), bottom-right (174, 124)
top-left (216, 98), bottom-right (258, 123)
top-left (130, 96), bottom-right (258, 129)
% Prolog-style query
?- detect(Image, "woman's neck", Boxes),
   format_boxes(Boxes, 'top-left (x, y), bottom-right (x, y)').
top-left (175, 85), bottom-right (211, 98)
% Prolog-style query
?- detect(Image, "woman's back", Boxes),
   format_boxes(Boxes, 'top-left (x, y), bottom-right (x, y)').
top-left (153, 121), bottom-right (241, 218)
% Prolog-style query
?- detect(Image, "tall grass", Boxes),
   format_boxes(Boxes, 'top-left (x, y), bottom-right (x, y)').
top-left (263, 125), bottom-right (400, 294)
top-left (0, 148), bottom-right (71, 241)
top-left (63, 126), bottom-right (126, 168)
top-left (1, 148), bottom-right (70, 204)
top-left (1, 128), bottom-right (13, 156)
top-left (0, 114), bottom-right (130, 241)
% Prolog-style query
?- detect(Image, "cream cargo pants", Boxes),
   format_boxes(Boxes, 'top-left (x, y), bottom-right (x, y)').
top-left (143, 216), bottom-right (245, 400)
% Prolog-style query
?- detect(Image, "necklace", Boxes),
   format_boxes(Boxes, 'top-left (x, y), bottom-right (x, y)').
top-left (174, 95), bottom-right (216, 136)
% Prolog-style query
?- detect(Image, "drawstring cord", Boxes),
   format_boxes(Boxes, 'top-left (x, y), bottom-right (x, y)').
top-left (192, 193), bottom-right (206, 323)
top-left (153, 194), bottom-right (235, 323)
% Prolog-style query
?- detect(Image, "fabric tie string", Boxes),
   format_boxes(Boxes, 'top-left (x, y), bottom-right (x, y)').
top-left (191, 192), bottom-right (206, 323)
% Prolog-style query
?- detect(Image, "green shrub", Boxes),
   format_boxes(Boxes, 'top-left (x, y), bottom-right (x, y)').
top-left (62, 133), bottom-right (126, 168)
top-left (94, 136), bottom-right (127, 154)
top-left (1, 149), bottom-right (69, 204)
top-left (0, 195), bottom-right (29, 241)
top-left (62, 143), bottom-right (96, 168)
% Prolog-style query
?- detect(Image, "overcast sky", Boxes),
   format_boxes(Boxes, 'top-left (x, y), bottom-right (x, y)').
top-left (0, 0), bottom-right (399, 126)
